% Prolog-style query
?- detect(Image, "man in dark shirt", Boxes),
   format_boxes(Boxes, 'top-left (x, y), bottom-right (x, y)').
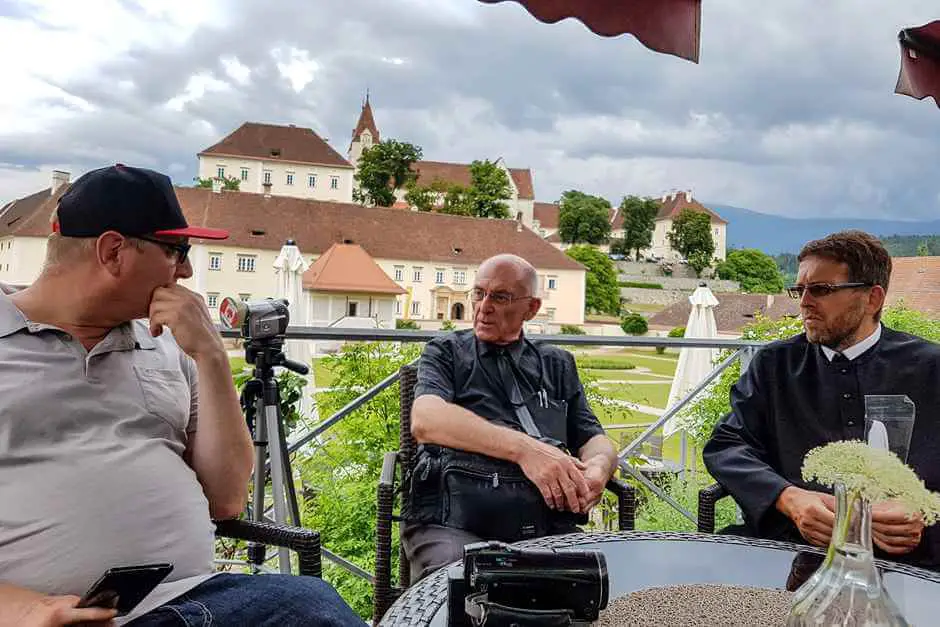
top-left (704, 230), bottom-right (940, 570)
top-left (403, 254), bottom-right (618, 581)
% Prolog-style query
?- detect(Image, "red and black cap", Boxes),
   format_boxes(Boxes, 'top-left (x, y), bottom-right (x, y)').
top-left (52, 164), bottom-right (228, 240)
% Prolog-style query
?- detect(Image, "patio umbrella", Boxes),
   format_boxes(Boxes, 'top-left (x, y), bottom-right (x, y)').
top-left (273, 240), bottom-right (318, 423)
top-left (663, 283), bottom-right (719, 438)
top-left (896, 20), bottom-right (940, 108)
top-left (477, 0), bottom-right (703, 62)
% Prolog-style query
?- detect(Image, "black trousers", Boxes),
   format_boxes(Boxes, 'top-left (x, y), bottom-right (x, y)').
top-left (401, 523), bottom-right (484, 583)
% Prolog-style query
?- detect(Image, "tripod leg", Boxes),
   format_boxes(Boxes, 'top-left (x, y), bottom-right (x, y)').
top-left (248, 393), bottom-right (268, 569)
top-left (276, 410), bottom-right (303, 527)
top-left (266, 403), bottom-right (293, 574)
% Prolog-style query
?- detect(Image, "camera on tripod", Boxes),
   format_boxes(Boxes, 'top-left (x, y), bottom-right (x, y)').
top-left (219, 297), bottom-right (289, 341)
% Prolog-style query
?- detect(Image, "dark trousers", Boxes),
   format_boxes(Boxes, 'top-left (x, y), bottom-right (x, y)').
top-left (401, 524), bottom-right (484, 583)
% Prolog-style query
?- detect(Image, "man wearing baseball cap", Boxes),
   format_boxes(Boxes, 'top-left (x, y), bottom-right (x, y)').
top-left (0, 165), bottom-right (363, 626)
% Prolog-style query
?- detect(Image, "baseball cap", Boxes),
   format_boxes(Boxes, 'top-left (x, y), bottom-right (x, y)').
top-left (52, 164), bottom-right (229, 240)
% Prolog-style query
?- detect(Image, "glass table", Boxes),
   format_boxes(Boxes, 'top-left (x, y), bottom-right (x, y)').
top-left (378, 531), bottom-right (940, 626)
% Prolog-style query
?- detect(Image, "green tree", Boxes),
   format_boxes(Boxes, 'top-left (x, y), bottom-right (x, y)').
top-left (403, 181), bottom-right (436, 212)
top-left (437, 184), bottom-right (472, 216)
top-left (774, 252), bottom-right (799, 286)
top-left (620, 311), bottom-right (648, 335)
top-left (918, 241), bottom-right (931, 257)
top-left (619, 195), bottom-right (659, 260)
top-left (353, 140), bottom-right (423, 207)
top-left (558, 191), bottom-right (612, 244)
top-left (194, 175), bottom-right (240, 191)
top-left (716, 249), bottom-right (786, 294)
top-left (565, 245), bottom-right (620, 315)
top-left (464, 160), bottom-right (512, 219)
top-left (668, 209), bottom-right (715, 277)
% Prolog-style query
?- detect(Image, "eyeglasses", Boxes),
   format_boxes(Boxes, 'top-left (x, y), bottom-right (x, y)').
top-left (470, 288), bottom-right (533, 306)
top-left (134, 235), bottom-right (191, 265)
top-left (786, 282), bottom-right (873, 300)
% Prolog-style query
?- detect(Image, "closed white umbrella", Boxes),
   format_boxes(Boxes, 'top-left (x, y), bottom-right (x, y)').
top-left (663, 283), bottom-right (719, 437)
top-left (273, 240), bottom-right (317, 423)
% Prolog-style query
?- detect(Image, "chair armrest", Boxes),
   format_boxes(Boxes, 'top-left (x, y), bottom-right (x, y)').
top-left (697, 482), bottom-right (730, 534)
top-left (374, 451), bottom-right (401, 624)
top-left (379, 450), bottom-right (399, 488)
top-left (214, 518), bottom-right (321, 577)
top-left (605, 478), bottom-right (636, 531)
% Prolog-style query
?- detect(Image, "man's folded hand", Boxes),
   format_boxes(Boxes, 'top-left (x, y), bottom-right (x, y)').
top-left (776, 486), bottom-right (836, 547)
top-left (516, 438), bottom-right (590, 513)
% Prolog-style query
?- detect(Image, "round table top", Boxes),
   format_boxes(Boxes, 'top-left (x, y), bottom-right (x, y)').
top-left (379, 531), bottom-right (940, 626)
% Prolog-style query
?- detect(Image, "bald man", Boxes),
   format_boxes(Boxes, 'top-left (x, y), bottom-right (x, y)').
top-left (402, 254), bottom-right (617, 581)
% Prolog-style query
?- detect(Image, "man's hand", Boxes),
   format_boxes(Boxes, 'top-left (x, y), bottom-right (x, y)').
top-left (148, 285), bottom-right (225, 361)
top-left (516, 438), bottom-right (591, 513)
top-left (581, 462), bottom-right (608, 511)
top-left (0, 584), bottom-right (116, 627)
top-left (776, 486), bottom-right (836, 547)
top-left (872, 501), bottom-right (924, 555)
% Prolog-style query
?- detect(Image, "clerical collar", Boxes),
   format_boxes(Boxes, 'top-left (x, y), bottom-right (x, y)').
top-left (821, 324), bottom-right (882, 362)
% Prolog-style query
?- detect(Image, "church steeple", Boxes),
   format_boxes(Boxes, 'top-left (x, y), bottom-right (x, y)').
top-left (349, 91), bottom-right (381, 166)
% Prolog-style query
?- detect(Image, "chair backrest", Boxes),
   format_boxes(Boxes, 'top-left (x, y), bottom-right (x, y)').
top-left (398, 364), bottom-right (419, 478)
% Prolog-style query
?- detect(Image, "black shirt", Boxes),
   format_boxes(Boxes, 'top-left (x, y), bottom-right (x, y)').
top-left (415, 329), bottom-right (605, 454)
top-left (703, 327), bottom-right (940, 570)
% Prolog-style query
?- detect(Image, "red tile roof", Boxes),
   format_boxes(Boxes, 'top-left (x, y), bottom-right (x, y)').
top-left (302, 243), bottom-right (405, 294)
top-left (648, 292), bottom-right (800, 333)
top-left (0, 187), bottom-right (60, 237)
top-left (199, 122), bottom-right (353, 169)
top-left (533, 202), bottom-right (560, 228)
top-left (887, 256), bottom-right (940, 317)
top-left (411, 160), bottom-right (535, 200)
top-left (350, 97), bottom-right (380, 148)
top-left (655, 191), bottom-right (727, 223)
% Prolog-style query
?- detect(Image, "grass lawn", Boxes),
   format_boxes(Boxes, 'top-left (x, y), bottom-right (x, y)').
top-left (229, 355), bottom-right (336, 389)
top-left (599, 382), bottom-right (672, 409)
top-left (622, 302), bottom-right (667, 314)
top-left (582, 369), bottom-right (667, 382)
top-left (616, 353), bottom-right (679, 377)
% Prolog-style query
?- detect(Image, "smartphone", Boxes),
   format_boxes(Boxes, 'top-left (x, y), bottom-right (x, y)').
top-left (76, 563), bottom-right (174, 615)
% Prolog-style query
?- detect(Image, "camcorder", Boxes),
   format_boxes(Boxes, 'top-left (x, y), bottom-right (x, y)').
top-left (219, 297), bottom-right (290, 341)
top-left (447, 541), bottom-right (609, 627)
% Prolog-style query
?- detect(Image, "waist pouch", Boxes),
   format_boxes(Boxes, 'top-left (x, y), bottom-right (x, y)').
top-left (405, 445), bottom-right (586, 543)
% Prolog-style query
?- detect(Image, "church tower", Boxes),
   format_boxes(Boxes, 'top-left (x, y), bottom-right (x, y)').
top-left (348, 91), bottom-right (381, 168)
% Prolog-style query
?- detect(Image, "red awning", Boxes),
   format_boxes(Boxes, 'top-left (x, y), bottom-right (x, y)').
top-left (896, 20), bottom-right (940, 108)
top-left (477, 0), bottom-right (702, 63)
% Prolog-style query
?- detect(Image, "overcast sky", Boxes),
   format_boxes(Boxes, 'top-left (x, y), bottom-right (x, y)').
top-left (1, 0), bottom-right (939, 220)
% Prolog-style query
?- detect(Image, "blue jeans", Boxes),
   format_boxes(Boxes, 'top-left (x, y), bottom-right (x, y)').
top-left (127, 573), bottom-right (366, 626)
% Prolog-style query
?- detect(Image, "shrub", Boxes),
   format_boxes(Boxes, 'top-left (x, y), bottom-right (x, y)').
top-left (560, 324), bottom-right (586, 335)
top-left (441, 319), bottom-right (456, 331)
top-left (395, 318), bottom-right (420, 330)
top-left (656, 325), bottom-right (687, 354)
top-left (576, 357), bottom-right (636, 370)
top-left (618, 281), bottom-right (664, 290)
top-left (620, 311), bottom-right (648, 336)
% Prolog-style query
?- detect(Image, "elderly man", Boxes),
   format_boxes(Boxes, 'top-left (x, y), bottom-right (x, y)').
top-left (0, 165), bottom-right (363, 626)
top-left (704, 230), bottom-right (940, 570)
top-left (402, 253), bottom-right (618, 581)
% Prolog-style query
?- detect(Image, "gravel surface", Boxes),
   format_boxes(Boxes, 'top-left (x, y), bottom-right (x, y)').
top-left (593, 584), bottom-right (794, 626)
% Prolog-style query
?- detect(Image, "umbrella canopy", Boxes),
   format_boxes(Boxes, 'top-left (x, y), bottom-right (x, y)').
top-left (477, 0), bottom-right (702, 62)
top-left (663, 284), bottom-right (719, 437)
top-left (896, 20), bottom-right (940, 108)
top-left (273, 241), bottom-right (318, 422)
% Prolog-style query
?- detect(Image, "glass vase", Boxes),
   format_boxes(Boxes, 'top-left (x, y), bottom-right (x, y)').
top-left (786, 482), bottom-right (909, 626)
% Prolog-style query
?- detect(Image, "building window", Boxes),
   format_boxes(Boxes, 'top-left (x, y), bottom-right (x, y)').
top-left (347, 302), bottom-right (358, 317)
top-left (435, 269), bottom-right (445, 284)
top-left (263, 170), bottom-right (272, 185)
top-left (206, 293), bottom-right (219, 309)
top-left (411, 301), bottom-right (421, 316)
top-left (394, 266), bottom-right (404, 282)
top-left (395, 299), bottom-right (402, 315)
top-left (308, 174), bottom-right (317, 188)
top-left (453, 270), bottom-right (466, 285)
top-left (216, 166), bottom-right (225, 179)
top-left (286, 172), bottom-right (294, 186)
top-left (239, 293), bottom-right (251, 302)
top-left (237, 254), bottom-right (257, 273)
top-left (413, 267), bottom-right (423, 282)
top-left (240, 168), bottom-right (249, 181)
top-left (714, 227), bottom-right (720, 236)
top-left (209, 253), bottom-right (222, 271)
top-left (330, 176), bottom-right (339, 190)
top-left (547, 277), bottom-right (557, 290)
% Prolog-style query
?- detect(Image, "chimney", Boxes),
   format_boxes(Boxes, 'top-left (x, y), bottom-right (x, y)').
top-left (51, 170), bottom-right (70, 195)
top-left (211, 178), bottom-right (222, 194)
top-left (661, 193), bottom-right (669, 202)
top-left (262, 182), bottom-right (272, 198)
top-left (766, 294), bottom-right (774, 310)
top-left (685, 190), bottom-right (692, 202)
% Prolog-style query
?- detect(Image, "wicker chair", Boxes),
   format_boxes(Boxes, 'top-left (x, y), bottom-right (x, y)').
top-left (373, 364), bottom-right (637, 624)
top-left (697, 482), bottom-right (731, 534)
top-left (214, 515), bottom-right (321, 577)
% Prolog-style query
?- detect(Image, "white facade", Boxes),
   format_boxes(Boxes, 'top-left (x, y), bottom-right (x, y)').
top-left (309, 291), bottom-right (396, 328)
top-left (648, 218), bottom-right (727, 262)
top-left (197, 155), bottom-right (354, 203)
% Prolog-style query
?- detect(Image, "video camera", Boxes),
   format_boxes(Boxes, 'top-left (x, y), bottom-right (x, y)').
top-left (447, 541), bottom-right (609, 626)
top-left (219, 297), bottom-right (289, 341)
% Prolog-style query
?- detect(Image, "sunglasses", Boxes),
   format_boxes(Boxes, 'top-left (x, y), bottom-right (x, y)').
top-left (786, 282), bottom-right (873, 299)
top-left (135, 235), bottom-right (191, 265)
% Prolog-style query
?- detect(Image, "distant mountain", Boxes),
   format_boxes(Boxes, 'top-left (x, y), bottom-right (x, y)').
top-left (705, 204), bottom-right (940, 255)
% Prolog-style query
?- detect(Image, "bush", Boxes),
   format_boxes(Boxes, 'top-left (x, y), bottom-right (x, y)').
top-left (560, 324), bottom-right (586, 335)
top-left (618, 281), bottom-right (664, 289)
top-left (656, 325), bottom-right (686, 354)
top-left (620, 311), bottom-right (648, 336)
top-left (440, 319), bottom-right (456, 331)
top-left (395, 318), bottom-right (420, 330)
top-left (576, 357), bottom-right (636, 370)
top-left (634, 475), bottom-right (739, 532)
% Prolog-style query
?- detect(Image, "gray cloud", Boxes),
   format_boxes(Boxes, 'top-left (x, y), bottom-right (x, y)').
top-left (1, 0), bottom-right (939, 221)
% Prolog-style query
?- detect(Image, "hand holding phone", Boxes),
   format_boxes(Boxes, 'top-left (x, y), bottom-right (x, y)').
top-left (77, 564), bottom-right (173, 616)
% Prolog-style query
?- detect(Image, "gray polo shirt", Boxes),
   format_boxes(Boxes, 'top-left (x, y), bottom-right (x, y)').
top-left (0, 283), bottom-right (218, 622)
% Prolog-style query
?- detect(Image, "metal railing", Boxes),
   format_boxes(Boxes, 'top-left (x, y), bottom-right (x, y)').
top-left (220, 326), bottom-right (763, 579)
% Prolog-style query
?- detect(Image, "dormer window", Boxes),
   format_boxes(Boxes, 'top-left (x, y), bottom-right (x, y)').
top-left (270, 148), bottom-right (281, 158)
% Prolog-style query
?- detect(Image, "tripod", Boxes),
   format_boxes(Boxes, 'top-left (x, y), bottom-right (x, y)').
top-left (240, 334), bottom-right (309, 574)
